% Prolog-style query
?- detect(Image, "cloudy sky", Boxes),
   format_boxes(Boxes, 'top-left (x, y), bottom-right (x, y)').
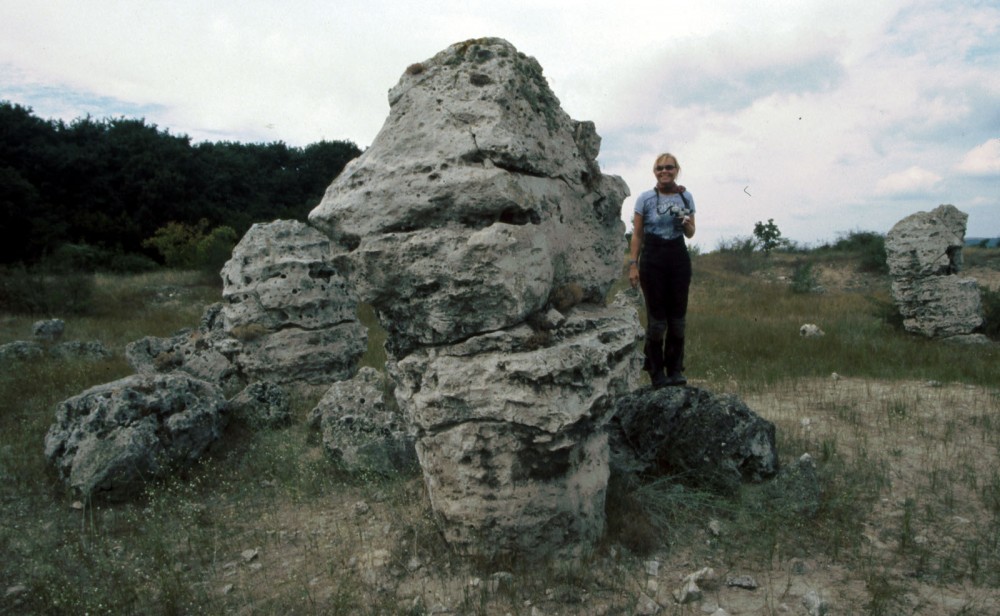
top-left (2, 0), bottom-right (997, 250)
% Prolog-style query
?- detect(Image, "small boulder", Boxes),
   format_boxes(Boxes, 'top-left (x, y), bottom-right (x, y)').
top-left (44, 373), bottom-right (228, 500)
top-left (308, 367), bottom-right (416, 474)
top-left (126, 303), bottom-right (242, 390)
top-left (0, 340), bottom-right (44, 363)
top-left (228, 381), bottom-right (292, 429)
top-left (32, 319), bottom-right (65, 341)
top-left (799, 323), bottom-right (824, 338)
top-left (48, 340), bottom-right (112, 361)
top-left (608, 387), bottom-right (779, 495)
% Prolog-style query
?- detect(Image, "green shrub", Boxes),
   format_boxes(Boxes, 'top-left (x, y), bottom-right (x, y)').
top-left (143, 220), bottom-right (237, 272)
top-left (831, 231), bottom-right (888, 273)
top-left (790, 260), bottom-right (819, 294)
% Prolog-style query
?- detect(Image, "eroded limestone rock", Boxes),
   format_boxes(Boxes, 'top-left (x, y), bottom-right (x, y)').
top-left (307, 37), bottom-right (636, 559)
top-left (221, 220), bottom-right (367, 384)
top-left (44, 373), bottom-right (227, 499)
top-left (886, 205), bottom-right (985, 340)
top-left (608, 387), bottom-right (779, 496)
top-left (308, 37), bottom-right (629, 353)
top-left (390, 304), bottom-right (642, 557)
top-left (307, 366), bottom-right (416, 475)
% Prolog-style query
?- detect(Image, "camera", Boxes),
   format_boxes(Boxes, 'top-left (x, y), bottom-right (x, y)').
top-left (668, 204), bottom-right (691, 231)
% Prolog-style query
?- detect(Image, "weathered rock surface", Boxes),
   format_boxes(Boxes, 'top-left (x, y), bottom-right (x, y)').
top-left (608, 386), bottom-right (779, 496)
top-left (390, 303), bottom-right (642, 557)
top-left (0, 340), bottom-right (45, 362)
top-left (44, 373), bottom-right (227, 499)
top-left (305, 38), bottom-right (636, 559)
top-left (32, 318), bottom-right (65, 341)
top-left (307, 366), bottom-right (416, 474)
top-left (126, 303), bottom-right (242, 390)
top-left (308, 37), bottom-right (629, 353)
top-left (886, 204), bottom-right (985, 340)
top-left (228, 381), bottom-right (292, 430)
top-left (221, 220), bottom-right (367, 384)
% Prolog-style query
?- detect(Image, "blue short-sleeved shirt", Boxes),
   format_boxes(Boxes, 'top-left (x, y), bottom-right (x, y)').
top-left (633, 188), bottom-right (695, 241)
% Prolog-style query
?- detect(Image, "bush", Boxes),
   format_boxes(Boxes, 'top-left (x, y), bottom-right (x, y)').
top-left (832, 231), bottom-right (888, 273)
top-left (143, 220), bottom-right (237, 272)
top-left (790, 260), bottom-right (820, 294)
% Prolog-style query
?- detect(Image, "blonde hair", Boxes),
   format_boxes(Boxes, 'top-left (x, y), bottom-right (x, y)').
top-left (653, 153), bottom-right (680, 172)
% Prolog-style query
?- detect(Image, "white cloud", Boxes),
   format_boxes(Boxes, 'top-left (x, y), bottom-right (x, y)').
top-left (956, 139), bottom-right (1000, 177)
top-left (1, 0), bottom-right (998, 250)
top-left (874, 166), bottom-right (943, 196)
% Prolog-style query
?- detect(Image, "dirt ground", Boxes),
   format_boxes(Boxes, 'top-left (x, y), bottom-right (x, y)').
top-left (203, 377), bottom-right (999, 615)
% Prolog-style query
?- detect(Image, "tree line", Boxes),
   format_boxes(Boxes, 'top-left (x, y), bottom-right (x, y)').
top-left (0, 101), bottom-right (361, 268)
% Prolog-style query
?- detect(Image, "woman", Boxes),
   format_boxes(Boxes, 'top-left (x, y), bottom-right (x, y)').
top-left (628, 153), bottom-right (696, 388)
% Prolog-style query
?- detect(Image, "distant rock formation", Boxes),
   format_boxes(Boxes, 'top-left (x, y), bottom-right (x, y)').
top-left (309, 37), bottom-right (638, 558)
top-left (885, 205), bottom-right (986, 343)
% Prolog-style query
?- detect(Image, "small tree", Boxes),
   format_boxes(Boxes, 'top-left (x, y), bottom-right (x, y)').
top-left (753, 219), bottom-right (785, 255)
top-left (143, 219), bottom-right (237, 271)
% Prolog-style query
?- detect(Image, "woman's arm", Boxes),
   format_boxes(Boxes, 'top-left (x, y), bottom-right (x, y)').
top-left (629, 212), bottom-right (643, 288)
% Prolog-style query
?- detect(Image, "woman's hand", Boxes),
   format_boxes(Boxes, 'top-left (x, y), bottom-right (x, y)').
top-left (629, 262), bottom-right (639, 288)
top-left (682, 214), bottom-right (696, 238)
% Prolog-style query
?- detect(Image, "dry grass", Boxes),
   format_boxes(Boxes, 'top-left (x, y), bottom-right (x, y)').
top-left (2, 248), bottom-right (1000, 615)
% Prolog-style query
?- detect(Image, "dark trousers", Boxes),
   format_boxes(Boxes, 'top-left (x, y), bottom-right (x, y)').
top-left (639, 235), bottom-right (691, 376)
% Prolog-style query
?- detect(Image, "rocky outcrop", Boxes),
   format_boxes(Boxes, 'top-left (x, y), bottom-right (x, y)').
top-left (608, 387), bottom-right (779, 496)
top-left (44, 373), bottom-right (228, 499)
top-left (309, 37), bottom-right (629, 354)
top-left (221, 220), bottom-right (367, 384)
top-left (390, 303), bottom-right (641, 557)
top-left (886, 205), bottom-right (986, 342)
top-left (308, 38), bottom-right (636, 558)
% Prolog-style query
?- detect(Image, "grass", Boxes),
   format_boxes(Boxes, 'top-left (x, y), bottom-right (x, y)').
top-left (2, 246), bottom-right (1000, 614)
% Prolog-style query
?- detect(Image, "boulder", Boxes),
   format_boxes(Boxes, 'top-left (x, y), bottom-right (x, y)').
top-left (390, 303), bottom-right (642, 558)
top-left (44, 373), bottom-right (227, 499)
top-left (228, 381), bottom-right (292, 430)
top-left (48, 340), bottom-right (112, 361)
top-left (886, 205), bottom-right (984, 339)
top-left (308, 37), bottom-right (629, 353)
top-left (221, 219), bottom-right (367, 384)
top-left (0, 340), bottom-right (44, 362)
top-left (607, 387), bottom-right (779, 496)
top-left (307, 366), bottom-right (416, 474)
top-left (126, 303), bottom-right (243, 390)
top-left (32, 318), bottom-right (65, 341)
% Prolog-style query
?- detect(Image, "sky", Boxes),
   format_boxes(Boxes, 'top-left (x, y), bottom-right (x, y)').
top-left (1, 0), bottom-right (998, 251)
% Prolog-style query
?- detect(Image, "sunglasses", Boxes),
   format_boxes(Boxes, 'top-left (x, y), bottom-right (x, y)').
top-left (655, 164), bottom-right (677, 172)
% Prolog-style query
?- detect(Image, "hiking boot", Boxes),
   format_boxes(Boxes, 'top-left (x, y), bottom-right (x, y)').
top-left (665, 371), bottom-right (687, 386)
top-left (651, 370), bottom-right (669, 389)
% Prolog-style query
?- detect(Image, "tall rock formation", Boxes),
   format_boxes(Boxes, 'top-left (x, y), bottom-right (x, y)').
top-left (885, 204), bottom-right (985, 342)
top-left (309, 38), bottom-right (640, 558)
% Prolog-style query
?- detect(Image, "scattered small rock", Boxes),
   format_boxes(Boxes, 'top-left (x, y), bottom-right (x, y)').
top-left (799, 323), bottom-right (824, 338)
top-left (32, 319), bottom-right (65, 341)
top-left (802, 590), bottom-right (830, 616)
top-left (725, 574), bottom-right (759, 590)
